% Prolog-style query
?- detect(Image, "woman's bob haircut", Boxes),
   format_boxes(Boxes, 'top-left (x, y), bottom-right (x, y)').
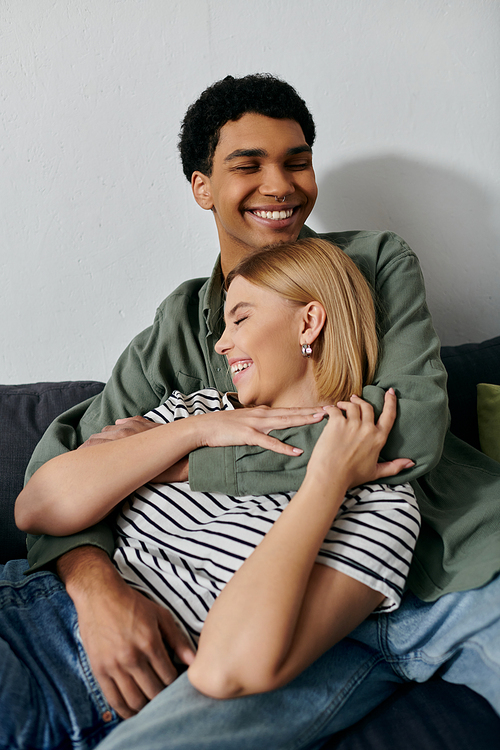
top-left (226, 238), bottom-right (378, 405)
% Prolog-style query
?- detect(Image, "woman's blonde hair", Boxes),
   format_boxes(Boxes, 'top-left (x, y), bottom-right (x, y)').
top-left (226, 238), bottom-right (378, 404)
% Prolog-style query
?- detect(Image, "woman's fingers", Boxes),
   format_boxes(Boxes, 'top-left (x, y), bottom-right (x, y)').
top-left (374, 458), bottom-right (415, 480)
top-left (256, 434), bottom-right (305, 456)
top-left (251, 406), bottom-right (326, 421)
top-left (202, 408), bottom-right (327, 453)
top-left (338, 390), bottom-right (397, 437)
top-left (203, 390), bottom-right (403, 465)
top-left (232, 409), bottom-right (326, 438)
top-left (316, 390), bottom-right (414, 486)
top-left (241, 414), bottom-right (326, 455)
top-left (374, 388), bottom-right (398, 435)
top-left (335, 400), bottom-right (361, 421)
top-left (256, 411), bottom-right (326, 432)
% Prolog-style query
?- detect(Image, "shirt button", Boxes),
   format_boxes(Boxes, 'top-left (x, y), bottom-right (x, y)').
top-left (102, 711), bottom-right (113, 723)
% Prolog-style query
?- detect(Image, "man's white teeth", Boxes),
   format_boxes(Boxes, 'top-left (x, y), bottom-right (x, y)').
top-left (231, 362), bottom-right (252, 375)
top-left (253, 209), bottom-right (293, 220)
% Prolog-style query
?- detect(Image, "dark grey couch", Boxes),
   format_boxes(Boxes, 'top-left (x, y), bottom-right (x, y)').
top-left (1, 336), bottom-right (500, 749)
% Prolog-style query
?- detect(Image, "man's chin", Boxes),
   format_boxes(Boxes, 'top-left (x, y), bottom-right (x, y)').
top-left (260, 233), bottom-right (302, 251)
top-left (254, 225), bottom-right (303, 252)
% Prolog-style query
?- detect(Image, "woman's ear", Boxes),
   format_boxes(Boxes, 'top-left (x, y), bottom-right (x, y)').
top-left (300, 301), bottom-right (326, 345)
top-left (191, 172), bottom-right (214, 210)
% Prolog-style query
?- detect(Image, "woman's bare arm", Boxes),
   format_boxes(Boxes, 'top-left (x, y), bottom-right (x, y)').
top-left (188, 391), bottom-right (414, 698)
top-left (15, 405), bottom-right (325, 536)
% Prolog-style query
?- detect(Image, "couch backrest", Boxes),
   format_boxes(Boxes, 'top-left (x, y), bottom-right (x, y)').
top-left (2, 334), bottom-right (500, 565)
top-left (0, 381), bottom-right (104, 563)
top-left (440, 335), bottom-right (500, 450)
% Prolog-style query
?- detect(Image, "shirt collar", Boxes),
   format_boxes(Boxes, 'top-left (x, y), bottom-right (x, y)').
top-left (202, 255), bottom-right (225, 336)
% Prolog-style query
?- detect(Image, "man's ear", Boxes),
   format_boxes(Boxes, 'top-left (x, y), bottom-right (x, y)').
top-left (191, 171), bottom-right (214, 210)
top-left (300, 301), bottom-right (326, 345)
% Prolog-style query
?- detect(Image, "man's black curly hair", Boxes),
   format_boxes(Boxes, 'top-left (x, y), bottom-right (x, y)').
top-left (178, 74), bottom-right (316, 181)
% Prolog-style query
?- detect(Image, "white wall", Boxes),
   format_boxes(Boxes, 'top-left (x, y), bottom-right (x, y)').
top-left (1, 0), bottom-right (499, 384)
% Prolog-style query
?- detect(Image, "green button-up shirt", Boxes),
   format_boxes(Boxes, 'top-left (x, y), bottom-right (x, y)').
top-left (25, 228), bottom-right (500, 601)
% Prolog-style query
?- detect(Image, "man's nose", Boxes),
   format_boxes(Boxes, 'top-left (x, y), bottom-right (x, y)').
top-left (260, 166), bottom-right (294, 198)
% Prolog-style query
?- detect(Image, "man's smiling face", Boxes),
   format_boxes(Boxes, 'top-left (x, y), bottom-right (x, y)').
top-left (191, 113), bottom-right (318, 275)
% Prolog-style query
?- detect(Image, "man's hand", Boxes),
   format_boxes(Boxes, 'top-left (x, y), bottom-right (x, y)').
top-left (79, 416), bottom-right (190, 482)
top-left (153, 456), bottom-right (189, 483)
top-left (57, 547), bottom-right (195, 718)
top-left (79, 416), bottom-right (161, 449)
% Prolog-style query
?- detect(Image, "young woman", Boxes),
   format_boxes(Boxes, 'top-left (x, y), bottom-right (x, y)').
top-left (16, 238), bottom-right (419, 700)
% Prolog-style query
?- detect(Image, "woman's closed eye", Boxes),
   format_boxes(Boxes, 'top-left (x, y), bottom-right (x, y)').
top-left (234, 316), bottom-right (248, 326)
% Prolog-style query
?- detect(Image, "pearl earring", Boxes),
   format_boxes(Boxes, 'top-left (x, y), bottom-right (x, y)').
top-left (301, 343), bottom-right (313, 358)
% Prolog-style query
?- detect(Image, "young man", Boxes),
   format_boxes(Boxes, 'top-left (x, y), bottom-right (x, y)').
top-left (7, 74), bottom-right (500, 749)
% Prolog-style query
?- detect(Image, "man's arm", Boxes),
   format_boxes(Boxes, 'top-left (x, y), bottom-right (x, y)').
top-left (189, 230), bottom-right (448, 496)
top-left (25, 323), bottom-right (165, 571)
top-left (23, 284), bottom-right (208, 717)
top-left (25, 275), bottom-right (212, 571)
top-left (57, 547), bottom-right (195, 718)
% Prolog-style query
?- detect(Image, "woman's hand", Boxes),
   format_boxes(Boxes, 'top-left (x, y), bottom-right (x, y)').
top-left (195, 406), bottom-right (326, 457)
top-left (189, 390), bottom-right (411, 700)
top-left (306, 389), bottom-right (414, 490)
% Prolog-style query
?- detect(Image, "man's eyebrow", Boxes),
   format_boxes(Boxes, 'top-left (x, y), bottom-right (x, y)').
top-left (287, 145), bottom-right (312, 156)
top-left (224, 149), bottom-right (267, 162)
top-left (223, 144), bottom-right (312, 163)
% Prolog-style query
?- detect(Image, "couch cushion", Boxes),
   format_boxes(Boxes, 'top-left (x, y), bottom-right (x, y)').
top-left (477, 383), bottom-right (500, 463)
top-left (440, 335), bottom-right (500, 450)
top-left (323, 678), bottom-right (500, 750)
top-left (0, 381), bottom-right (104, 563)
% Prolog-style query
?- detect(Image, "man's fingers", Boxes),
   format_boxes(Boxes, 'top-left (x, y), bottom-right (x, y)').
top-left (110, 670), bottom-right (150, 716)
top-left (79, 417), bottom-right (162, 448)
top-left (78, 435), bottom-right (114, 449)
top-left (97, 674), bottom-right (137, 719)
top-left (120, 613), bottom-right (179, 695)
top-left (99, 646), bottom-right (174, 717)
top-left (157, 608), bottom-right (196, 666)
top-left (91, 647), bottom-right (169, 717)
top-left (126, 660), bottom-right (173, 702)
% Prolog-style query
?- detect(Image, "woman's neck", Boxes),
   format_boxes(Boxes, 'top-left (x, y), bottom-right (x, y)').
top-left (267, 378), bottom-right (328, 409)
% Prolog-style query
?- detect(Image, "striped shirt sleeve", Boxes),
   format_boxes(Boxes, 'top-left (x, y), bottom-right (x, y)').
top-left (316, 482), bottom-right (420, 612)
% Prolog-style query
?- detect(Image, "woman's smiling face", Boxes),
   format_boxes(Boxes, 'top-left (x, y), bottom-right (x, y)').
top-left (215, 276), bottom-right (319, 408)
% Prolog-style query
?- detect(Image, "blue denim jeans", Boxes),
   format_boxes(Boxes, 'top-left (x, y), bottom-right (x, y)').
top-left (0, 560), bottom-right (120, 750)
top-left (1, 559), bottom-right (499, 750)
top-left (98, 574), bottom-right (500, 750)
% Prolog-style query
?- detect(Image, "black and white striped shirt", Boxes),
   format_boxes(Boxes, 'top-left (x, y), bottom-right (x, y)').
top-left (113, 389), bottom-right (420, 647)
